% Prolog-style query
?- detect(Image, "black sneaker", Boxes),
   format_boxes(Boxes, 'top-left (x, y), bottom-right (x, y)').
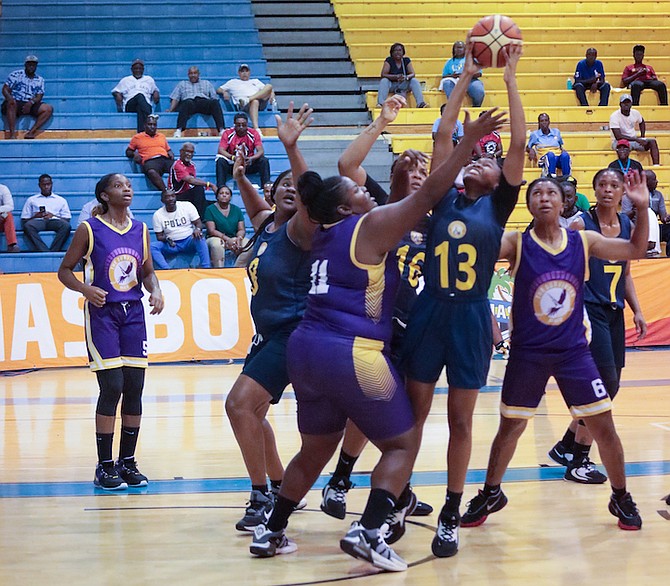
top-left (236, 490), bottom-right (274, 532)
top-left (548, 441), bottom-right (574, 467)
top-left (384, 489), bottom-right (416, 544)
top-left (94, 463), bottom-right (128, 491)
top-left (608, 492), bottom-right (642, 530)
top-left (431, 508), bottom-right (460, 557)
top-left (564, 457), bottom-right (607, 484)
top-left (250, 523), bottom-right (298, 557)
top-left (320, 477), bottom-right (353, 520)
top-left (115, 458), bottom-right (148, 487)
top-left (410, 500), bottom-right (434, 516)
top-left (461, 489), bottom-right (508, 527)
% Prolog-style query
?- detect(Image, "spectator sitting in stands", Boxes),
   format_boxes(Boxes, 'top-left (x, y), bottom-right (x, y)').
top-left (562, 175), bottom-right (590, 211)
top-left (0, 182), bottom-right (20, 251)
top-left (77, 198), bottom-right (133, 226)
top-left (20, 174), bottom-right (71, 252)
top-left (168, 142), bottom-right (215, 219)
top-left (526, 113), bottom-right (572, 177)
top-left (608, 139), bottom-right (644, 175)
top-left (432, 103), bottom-right (463, 144)
top-left (559, 179), bottom-right (581, 229)
top-left (377, 42), bottom-right (427, 108)
top-left (112, 59), bottom-right (160, 133)
top-left (217, 64), bottom-right (274, 132)
top-left (474, 111), bottom-right (502, 161)
top-left (215, 112), bottom-right (270, 188)
top-left (609, 94), bottom-right (660, 165)
top-left (126, 114), bottom-right (174, 191)
top-left (204, 185), bottom-right (247, 267)
top-left (441, 41), bottom-right (484, 107)
top-left (621, 45), bottom-right (668, 106)
top-left (573, 48), bottom-right (611, 106)
top-left (150, 189), bottom-right (210, 269)
top-left (262, 181), bottom-right (274, 207)
top-left (2, 55), bottom-right (53, 139)
top-left (167, 66), bottom-right (224, 138)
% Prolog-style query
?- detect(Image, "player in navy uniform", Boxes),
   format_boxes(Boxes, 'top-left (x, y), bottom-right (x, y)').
top-left (224, 103), bottom-right (315, 531)
top-left (401, 43), bottom-right (525, 557)
top-left (58, 174), bottom-right (164, 490)
top-left (548, 168), bottom-right (647, 483)
top-left (250, 107), bottom-right (506, 570)
top-left (461, 174), bottom-right (648, 531)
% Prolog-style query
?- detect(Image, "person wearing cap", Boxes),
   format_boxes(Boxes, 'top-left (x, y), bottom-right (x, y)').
top-left (608, 139), bottom-right (644, 175)
top-left (112, 60), bottom-right (160, 133)
top-left (2, 55), bottom-right (53, 139)
top-left (621, 45), bottom-right (668, 106)
top-left (167, 66), bottom-right (224, 138)
top-left (216, 64), bottom-right (274, 131)
top-left (573, 48), bottom-right (610, 107)
top-left (609, 94), bottom-right (660, 165)
top-left (126, 115), bottom-right (174, 191)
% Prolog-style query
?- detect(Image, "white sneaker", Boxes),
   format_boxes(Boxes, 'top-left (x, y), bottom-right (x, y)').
top-left (340, 521), bottom-right (407, 572)
top-left (250, 523), bottom-right (298, 557)
top-left (173, 129), bottom-right (182, 138)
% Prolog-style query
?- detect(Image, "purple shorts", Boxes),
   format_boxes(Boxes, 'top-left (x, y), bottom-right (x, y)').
top-left (501, 346), bottom-right (612, 419)
top-left (85, 300), bottom-right (148, 371)
top-left (287, 324), bottom-right (415, 441)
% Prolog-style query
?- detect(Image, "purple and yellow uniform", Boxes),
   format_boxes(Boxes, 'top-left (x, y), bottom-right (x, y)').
top-left (287, 214), bottom-right (415, 440)
top-left (501, 228), bottom-right (612, 419)
top-left (82, 216), bottom-right (149, 371)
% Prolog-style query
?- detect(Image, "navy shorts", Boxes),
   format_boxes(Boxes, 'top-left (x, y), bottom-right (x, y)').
top-left (85, 300), bottom-right (147, 371)
top-left (401, 294), bottom-right (492, 389)
top-left (586, 302), bottom-right (625, 370)
top-left (242, 329), bottom-right (292, 404)
top-left (501, 346), bottom-right (612, 419)
top-left (287, 324), bottom-right (415, 441)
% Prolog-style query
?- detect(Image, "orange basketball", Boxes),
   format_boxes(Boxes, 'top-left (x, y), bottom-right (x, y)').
top-left (469, 15), bottom-right (523, 68)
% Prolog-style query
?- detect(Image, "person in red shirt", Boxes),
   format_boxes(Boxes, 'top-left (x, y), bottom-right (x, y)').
top-left (168, 142), bottom-right (215, 218)
top-left (621, 45), bottom-right (668, 106)
top-left (215, 112), bottom-right (271, 188)
top-left (125, 114), bottom-right (174, 191)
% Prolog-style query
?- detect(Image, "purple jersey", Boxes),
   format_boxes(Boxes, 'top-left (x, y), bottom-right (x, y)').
top-left (510, 228), bottom-right (590, 354)
top-left (83, 217), bottom-right (148, 303)
top-left (302, 214), bottom-right (400, 343)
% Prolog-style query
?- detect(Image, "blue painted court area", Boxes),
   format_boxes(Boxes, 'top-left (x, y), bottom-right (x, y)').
top-left (2, 460), bottom-right (669, 499)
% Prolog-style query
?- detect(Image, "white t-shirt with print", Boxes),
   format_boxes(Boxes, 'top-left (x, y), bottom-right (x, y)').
top-left (152, 201), bottom-right (199, 241)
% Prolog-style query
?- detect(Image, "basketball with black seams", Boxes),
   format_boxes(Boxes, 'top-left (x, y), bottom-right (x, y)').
top-left (469, 15), bottom-right (523, 68)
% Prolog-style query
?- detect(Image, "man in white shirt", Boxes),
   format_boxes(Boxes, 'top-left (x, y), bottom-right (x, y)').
top-left (20, 174), bottom-right (72, 251)
top-left (609, 94), bottom-right (660, 165)
top-left (150, 189), bottom-right (210, 269)
top-left (112, 59), bottom-right (160, 132)
top-left (217, 64), bottom-right (274, 131)
top-left (0, 182), bottom-right (20, 251)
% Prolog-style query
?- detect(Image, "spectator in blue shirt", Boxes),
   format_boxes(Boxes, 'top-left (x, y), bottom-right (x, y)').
top-left (526, 113), bottom-right (572, 177)
top-left (1, 55), bottom-right (53, 139)
top-left (573, 48), bottom-right (611, 106)
top-left (440, 41), bottom-right (484, 107)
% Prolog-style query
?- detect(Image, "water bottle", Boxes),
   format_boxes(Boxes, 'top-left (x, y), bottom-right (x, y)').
top-left (566, 78), bottom-right (573, 90)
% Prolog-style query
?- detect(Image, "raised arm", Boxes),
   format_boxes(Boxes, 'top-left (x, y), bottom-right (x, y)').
top-left (500, 43), bottom-right (525, 186)
top-left (358, 108), bottom-right (507, 260)
top-left (232, 149), bottom-right (273, 230)
top-left (338, 94), bottom-right (405, 186)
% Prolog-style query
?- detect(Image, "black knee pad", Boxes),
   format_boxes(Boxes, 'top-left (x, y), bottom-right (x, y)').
top-left (120, 366), bottom-right (145, 416)
top-left (95, 368), bottom-right (124, 416)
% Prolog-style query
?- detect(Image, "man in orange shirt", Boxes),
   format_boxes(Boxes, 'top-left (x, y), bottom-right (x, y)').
top-left (125, 114), bottom-right (174, 191)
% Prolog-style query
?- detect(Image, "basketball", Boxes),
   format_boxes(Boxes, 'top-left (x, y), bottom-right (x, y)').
top-left (469, 15), bottom-right (523, 68)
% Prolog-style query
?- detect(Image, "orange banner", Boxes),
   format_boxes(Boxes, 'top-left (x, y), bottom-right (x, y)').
top-left (623, 259), bottom-right (670, 346)
top-left (0, 269), bottom-right (255, 371)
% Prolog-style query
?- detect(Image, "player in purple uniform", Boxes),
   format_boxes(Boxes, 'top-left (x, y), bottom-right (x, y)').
top-left (58, 174), bottom-right (164, 490)
top-left (224, 103), bottom-right (316, 531)
top-left (461, 173), bottom-right (649, 531)
top-left (548, 168), bottom-right (647, 484)
top-left (250, 106), bottom-right (507, 571)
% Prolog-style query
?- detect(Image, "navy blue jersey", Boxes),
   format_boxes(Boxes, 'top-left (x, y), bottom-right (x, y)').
top-left (581, 209), bottom-right (632, 309)
top-left (510, 229), bottom-right (590, 353)
top-left (246, 221), bottom-right (311, 337)
top-left (423, 175), bottom-right (519, 301)
top-left (393, 215), bottom-right (428, 324)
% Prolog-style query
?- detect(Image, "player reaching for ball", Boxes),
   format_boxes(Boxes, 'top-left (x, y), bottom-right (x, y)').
top-left (401, 40), bottom-right (525, 559)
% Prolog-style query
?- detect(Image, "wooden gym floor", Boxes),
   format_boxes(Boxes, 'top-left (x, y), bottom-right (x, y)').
top-left (1, 349), bottom-right (669, 585)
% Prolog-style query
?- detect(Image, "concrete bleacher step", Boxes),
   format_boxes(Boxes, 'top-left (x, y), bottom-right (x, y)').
top-left (259, 30), bottom-right (343, 44)
top-left (0, 252), bottom-right (66, 275)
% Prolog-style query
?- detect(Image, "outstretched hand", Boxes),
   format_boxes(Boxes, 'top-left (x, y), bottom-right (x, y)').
top-left (276, 101), bottom-right (314, 148)
top-left (232, 147), bottom-right (247, 181)
top-left (462, 108), bottom-right (507, 141)
top-left (502, 42), bottom-right (523, 82)
top-left (393, 149), bottom-right (429, 175)
top-left (379, 94), bottom-right (406, 124)
top-left (624, 169), bottom-right (650, 209)
top-left (463, 34), bottom-right (480, 77)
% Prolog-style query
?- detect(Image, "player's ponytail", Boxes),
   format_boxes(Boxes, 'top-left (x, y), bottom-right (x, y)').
top-left (94, 173), bottom-right (116, 215)
top-left (298, 171), bottom-right (348, 225)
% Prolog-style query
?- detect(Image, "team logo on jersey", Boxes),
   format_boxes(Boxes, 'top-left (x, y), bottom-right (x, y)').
top-left (448, 220), bottom-right (467, 239)
top-left (107, 248), bottom-right (140, 292)
top-left (532, 279), bottom-right (577, 326)
top-left (257, 242), bottom-right (268, 256)
top-left (409, 231), bottom-right (423, 245)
